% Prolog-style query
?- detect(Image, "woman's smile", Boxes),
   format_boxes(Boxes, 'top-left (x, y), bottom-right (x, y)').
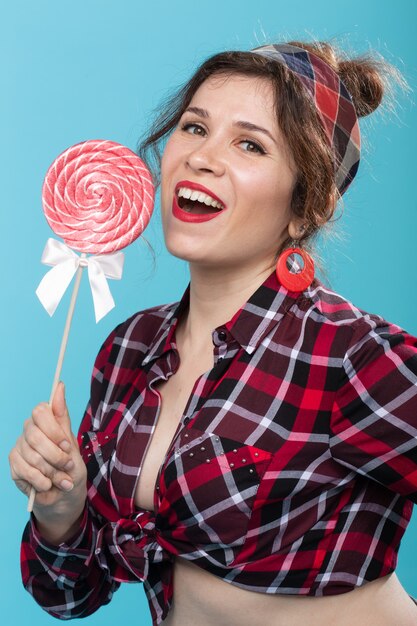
top-left (173, 179), bottom-right (227, 223)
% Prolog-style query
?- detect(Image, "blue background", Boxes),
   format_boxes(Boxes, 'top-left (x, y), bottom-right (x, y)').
top-left (2, 1), bottom-right (416, 624)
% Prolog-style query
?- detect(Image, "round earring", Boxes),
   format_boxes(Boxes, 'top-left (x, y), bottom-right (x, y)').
top-left (276, 241), bottom-right (315, 292)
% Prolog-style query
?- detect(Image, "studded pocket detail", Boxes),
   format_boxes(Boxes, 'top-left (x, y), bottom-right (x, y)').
top-left (80, 431), bottom-right (117, 476)
top-left (158, 428), bottom-right (272, 566)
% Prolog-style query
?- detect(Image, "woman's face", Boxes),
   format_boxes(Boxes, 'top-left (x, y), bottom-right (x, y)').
top-left (160, 73), bottom-right (301, 273)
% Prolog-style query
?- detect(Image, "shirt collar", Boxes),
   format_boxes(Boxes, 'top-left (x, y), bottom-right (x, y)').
top-left (224, 270), bottom-right (303, 354)
top-left (141, 271), bottom-right (304, 365)
top-left (140, 287), bottom-right (190, 366)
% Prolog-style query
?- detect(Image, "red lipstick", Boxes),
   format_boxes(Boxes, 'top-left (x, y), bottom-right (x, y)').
top-left (175, 181), bottom-right (226, 207)
top-left (172, 180), bottom-right (226, 223)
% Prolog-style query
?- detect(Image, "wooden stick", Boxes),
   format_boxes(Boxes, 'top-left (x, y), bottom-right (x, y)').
top-left (27, 255), bottom-right (86, 513)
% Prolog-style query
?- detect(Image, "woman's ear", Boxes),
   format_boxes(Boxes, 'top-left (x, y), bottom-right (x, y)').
top-left (288, 219), bottom-right (307, 241)
top-left (287, 186), bottom-right (339, 241)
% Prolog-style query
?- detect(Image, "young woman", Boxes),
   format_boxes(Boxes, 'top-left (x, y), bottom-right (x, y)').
top-left (10, 41), bottom-right (417, 626)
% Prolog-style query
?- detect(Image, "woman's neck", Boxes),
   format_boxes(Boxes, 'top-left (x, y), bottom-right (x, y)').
top-left (176, 261), bottom-right (275, 352)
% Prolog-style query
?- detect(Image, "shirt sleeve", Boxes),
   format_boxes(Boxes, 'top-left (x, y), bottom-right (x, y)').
top-left (20, 327), bottom-right (121, 619)
top-left (329, 316), bottom-right (417, 502)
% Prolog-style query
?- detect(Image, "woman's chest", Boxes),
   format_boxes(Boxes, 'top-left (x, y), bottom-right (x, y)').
top-left (133, 367), bottom-right (201, 511)
top-left (127, 335), bottom-right (215, 510)
top-left (84, 348), bottom-right (341, 529)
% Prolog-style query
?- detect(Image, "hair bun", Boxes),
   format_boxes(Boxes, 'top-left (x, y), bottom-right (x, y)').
top-left (338, 58), bottom-right (384, 117)
top-left (289, 41), bottom-right (392, 118)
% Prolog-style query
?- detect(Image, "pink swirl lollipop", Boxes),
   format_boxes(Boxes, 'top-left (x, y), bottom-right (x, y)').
top-left (42, 139), bottom-right (154, 253)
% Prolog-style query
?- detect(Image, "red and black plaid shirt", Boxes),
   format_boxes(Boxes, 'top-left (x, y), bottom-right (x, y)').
top-left (21, 271), bottom-right (417, 625)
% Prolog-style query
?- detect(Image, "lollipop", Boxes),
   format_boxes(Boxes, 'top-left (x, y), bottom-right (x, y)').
top-left (42, 139), bottom-right (153, 254)
top-left (28, 140), bottom-right (154, 511)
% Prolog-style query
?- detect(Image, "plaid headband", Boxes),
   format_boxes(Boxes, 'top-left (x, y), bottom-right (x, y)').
top-left (251, 43), bottom-right (361, 195)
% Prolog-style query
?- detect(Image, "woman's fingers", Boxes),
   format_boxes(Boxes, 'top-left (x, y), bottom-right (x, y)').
top-left (9, 383), bottom-right (87, 513)
top-left (9, 446), bottom-right (74, 493)
top-left (31, 401), bottom-right (73, 453)
top-left (23, 418), bottom-right (72, 471)
top-left (19, 436), bottom-right (73, 481)
top-left (10, 448), bottom-right (52, 493)
top-left (27, 392), bottom-right (84, 474)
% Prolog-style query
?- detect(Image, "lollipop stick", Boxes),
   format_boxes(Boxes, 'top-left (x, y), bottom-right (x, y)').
top-left (27, 255), bottom-right (86, 513)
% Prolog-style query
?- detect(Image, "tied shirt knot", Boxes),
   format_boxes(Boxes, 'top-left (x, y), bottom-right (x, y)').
top-left (95, 510), bottom-right (172, 582)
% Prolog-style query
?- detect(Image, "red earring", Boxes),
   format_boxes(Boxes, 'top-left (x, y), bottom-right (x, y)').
top-left (276, 243), bottom-right (315, 292)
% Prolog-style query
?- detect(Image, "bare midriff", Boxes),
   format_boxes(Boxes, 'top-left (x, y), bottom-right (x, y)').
top-left (134, 350), bottom-right (417, 626)
top-left (160, 558), bottom-right (417, 626)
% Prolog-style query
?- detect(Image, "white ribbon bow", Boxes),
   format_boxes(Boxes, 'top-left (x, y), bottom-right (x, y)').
top-left (36, 238), bottom-right (124, 322)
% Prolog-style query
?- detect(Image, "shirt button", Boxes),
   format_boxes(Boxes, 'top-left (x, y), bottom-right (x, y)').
top-left (218, 330), bottom-right (227, 341)
top-left (184, 417), bottom-right (190, 425)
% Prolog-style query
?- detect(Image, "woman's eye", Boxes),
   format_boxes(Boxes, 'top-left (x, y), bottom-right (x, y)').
top-left (240, 140), bottom-right (265, 154)
top-left (181, 123), bottom-right (206, 136)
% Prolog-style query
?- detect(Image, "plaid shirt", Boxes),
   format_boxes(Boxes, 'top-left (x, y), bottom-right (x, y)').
top-left (21, 271), bottom-right (417, 625)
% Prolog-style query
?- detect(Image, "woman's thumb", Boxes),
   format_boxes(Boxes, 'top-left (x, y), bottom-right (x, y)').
top-left (51, 381), bottom-right (71, 430)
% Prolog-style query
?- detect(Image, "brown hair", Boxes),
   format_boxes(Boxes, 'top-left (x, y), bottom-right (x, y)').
top-left (138, 40), bottom-right (406, 254)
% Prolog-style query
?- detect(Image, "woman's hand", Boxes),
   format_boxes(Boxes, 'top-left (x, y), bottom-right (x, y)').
top-left (9, 382), bottom-right (87, 542)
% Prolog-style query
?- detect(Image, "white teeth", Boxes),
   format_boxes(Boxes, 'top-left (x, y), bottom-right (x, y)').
top-left (180, 188), bottom-right (193, 200)
top-left (177, 186), bottom-right (224, 210)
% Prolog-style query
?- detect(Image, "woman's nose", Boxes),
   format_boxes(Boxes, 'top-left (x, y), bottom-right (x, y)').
top-left (186, 139), bottom-right (225, 176)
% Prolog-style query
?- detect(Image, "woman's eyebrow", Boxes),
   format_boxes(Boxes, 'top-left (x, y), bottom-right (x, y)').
top-left (184, 106), bottom-right (277, 145)
top-left (185, 106), bottom-right (209, 118)
top-left (234, 120), bottom-right (277, 145)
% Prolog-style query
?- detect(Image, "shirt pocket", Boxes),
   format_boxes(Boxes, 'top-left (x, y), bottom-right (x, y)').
top-left (80, 430), bottom-right (117, 482)
top-left (158, 427), bottom-right (272, 566)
